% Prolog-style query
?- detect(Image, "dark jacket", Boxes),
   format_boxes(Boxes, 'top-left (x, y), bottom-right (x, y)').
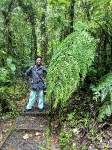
top-left (25, 65), bottom-right (47, 90)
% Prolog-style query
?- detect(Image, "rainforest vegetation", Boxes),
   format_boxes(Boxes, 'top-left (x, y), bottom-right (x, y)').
top-left (0, 0), bottom-right (112, 149)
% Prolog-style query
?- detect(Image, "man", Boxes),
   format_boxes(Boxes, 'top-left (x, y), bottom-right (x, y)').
top-left (24, 56), bottom-right (47, 112)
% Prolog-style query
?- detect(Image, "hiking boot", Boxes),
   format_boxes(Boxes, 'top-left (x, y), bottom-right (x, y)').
top-left (38, 108), bottom-right (43, 112)
top-left (24, 109), bottom-right (31, 112)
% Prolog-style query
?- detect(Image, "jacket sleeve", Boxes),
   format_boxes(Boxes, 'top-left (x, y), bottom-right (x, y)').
top-left (43, 66), bottom-right (47, 74)
top-left (25, 66), bottom-right (33, 82)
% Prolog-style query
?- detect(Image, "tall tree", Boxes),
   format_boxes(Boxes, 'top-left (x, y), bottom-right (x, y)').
top-left (40, 0), bottom-right (47, 64)
top-left (2, 0), bottom-right (15, 55)
top-left (18, 0), bottom-right (37, 58)
top-left (69, 0), bottom-right (75, 33)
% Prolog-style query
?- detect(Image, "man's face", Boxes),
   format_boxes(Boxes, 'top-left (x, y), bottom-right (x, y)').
top-left (36, 58), bottom-right (42, 66)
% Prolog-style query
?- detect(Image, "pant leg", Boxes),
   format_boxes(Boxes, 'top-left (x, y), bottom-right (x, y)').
top-left (26, 90), bottom-right (37, 109)
top-left (38, 90), bottom-right (44, 109)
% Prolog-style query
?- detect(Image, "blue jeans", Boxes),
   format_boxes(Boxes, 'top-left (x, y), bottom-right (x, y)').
top-left (26, 90), bottom-right (44, 110)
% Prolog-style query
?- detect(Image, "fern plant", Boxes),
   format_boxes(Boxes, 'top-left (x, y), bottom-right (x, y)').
top-left (46, 30), bottom-right (97, 108)
top-left (92, 72), bottom-right (112, 122)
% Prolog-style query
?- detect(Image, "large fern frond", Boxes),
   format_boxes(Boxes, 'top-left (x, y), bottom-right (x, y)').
top-left (46, 31), bottom-right (97, 108)
top-left (92, 72), bottom-right (112, 121)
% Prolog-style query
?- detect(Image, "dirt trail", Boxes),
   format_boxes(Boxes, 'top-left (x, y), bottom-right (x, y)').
top-left (0, 105), bottom-right (60, 150)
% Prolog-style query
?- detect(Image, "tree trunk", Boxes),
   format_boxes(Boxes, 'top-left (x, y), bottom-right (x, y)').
top-left (82, 1), bottom-right (91, 21)
top-left (29, 3), bottom-right (37, 58)
top-left (18, 0), bottom-right (37, 58)
top-left (2, 0), bottom-right (15, 55)
top-left (60, 0), bottom-right (75, 41)
top-left (69, 0), bottom-right (75, 33)
top-left (40, 0), bottom-right (47, 64)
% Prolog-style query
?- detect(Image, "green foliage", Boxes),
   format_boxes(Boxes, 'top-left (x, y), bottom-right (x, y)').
top-left (0, 0), bottom-right (111, 125)
top-left (13, 56), bottom-right (34, 77)
top-left (7, 56), bottom-right (16, 74)
top-left (92, 72), bottom-right (112, 121)
top-left (59, 130), bottom-right (72, 148)
top-left (0, 67), bottom-right (10, 84)
top-left (0, 55), bottom-right (29, 116)
top-left (0, 56), bottom-right (16, 84)
top-left (0, 86), bottom-right (17, 116)
top-left (0, 78), bottom-right (28, 117)
top-left (46, 30), bottom-right (97, 108)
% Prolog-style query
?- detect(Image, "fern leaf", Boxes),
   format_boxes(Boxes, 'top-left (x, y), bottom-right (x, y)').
top-left (46, 31), bottom-right (97, 108)
top-left (92, 72), bottom-right (112, 121)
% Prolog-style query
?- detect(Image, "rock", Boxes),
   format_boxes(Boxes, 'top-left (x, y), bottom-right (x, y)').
top-left (88, 145), bottom-right (95, 150)
top-left (73, 128), bottom-right (80, 135)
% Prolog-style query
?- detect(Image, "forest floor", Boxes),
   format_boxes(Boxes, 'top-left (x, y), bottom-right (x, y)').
top-left (0, 97), bottom-right (60, 150)
top-left (0, 97), bottom-right (112, 150)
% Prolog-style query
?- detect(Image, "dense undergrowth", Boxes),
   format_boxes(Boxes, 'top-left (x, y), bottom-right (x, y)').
top-left (0, 55), bottom-right (33, 118)
top-left (50, 88), bottom-right (112, 150)
top-left (0, 78), bottom-right (28, 119)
